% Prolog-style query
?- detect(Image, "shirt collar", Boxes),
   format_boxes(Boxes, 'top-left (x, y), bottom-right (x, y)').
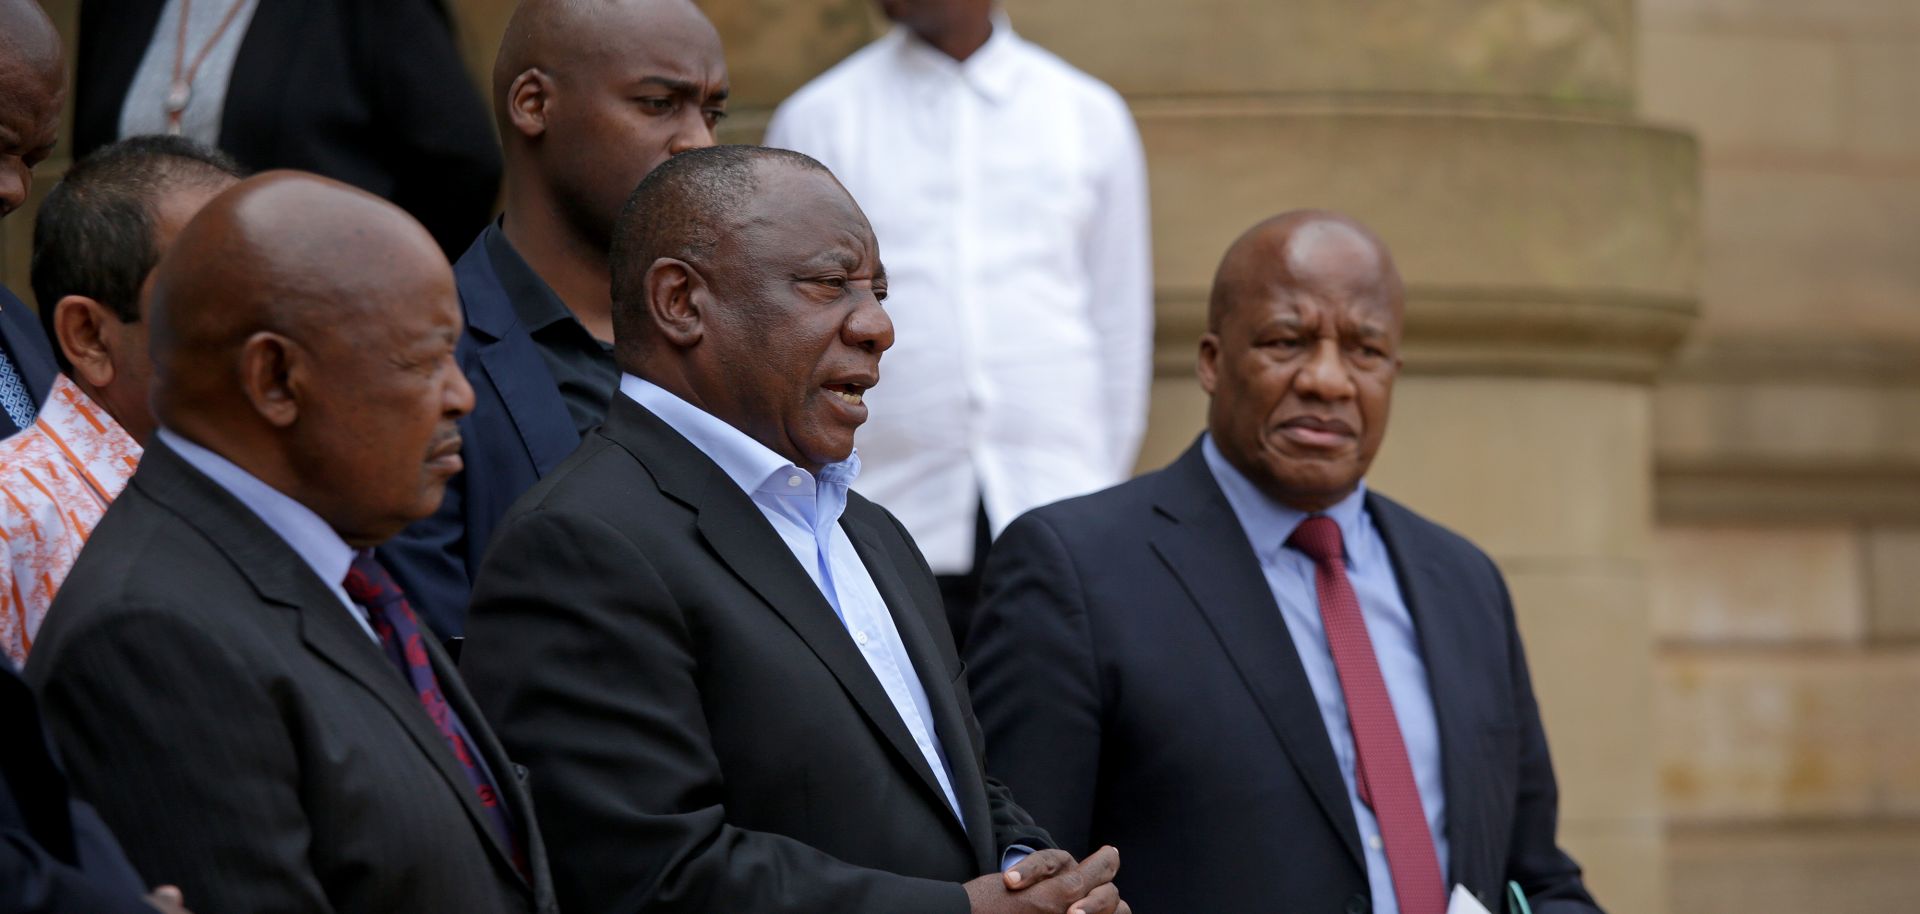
top-left (892, 9), bottom-right (1023, 104)
top-left (618, 373), bottom-right (861, 498)
top-left (483, 218), bottom-right (577, 335)
top-left (156, 427), bottom-right (355, 591)
top-left (1200, 432), bottom-right (1372, 571)
top-left (38, 375), bottom-right (141, 483)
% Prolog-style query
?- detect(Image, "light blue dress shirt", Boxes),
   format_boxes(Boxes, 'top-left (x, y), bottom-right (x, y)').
top-left (158, 428), bottom-right (376, 643)
top-left (1201, 434), bottom-right (1448, 914)
top-left (621, 375), bottom-right (967, 825)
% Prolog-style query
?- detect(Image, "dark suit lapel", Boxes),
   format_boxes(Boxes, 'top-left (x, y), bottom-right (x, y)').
top-left (598, 399), bottom-right (964, 828)
top-left (134, 441), bottom-right (532, 893)
top-left (457, 236), bottom-right (581, 477)
top-left (73, 0), bottom-right (167, 158)
top-left (296, 589), bottom-right (533, 887)
top-left (429, 636), bottom-right (552, 903)
top-left (842, 513), bottom-right (991, 863)
top-left (220, 0), bottom-right (305, 164)
top-left (1148, 444), bottom-right (1367, 870)
top-left (692, 478), bottom-right (960, 813)
top-left (1368, 493), bottom-right (1488, 888)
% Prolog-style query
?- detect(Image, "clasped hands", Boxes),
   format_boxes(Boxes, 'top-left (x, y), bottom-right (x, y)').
top-left (965, 846), bottom-right (1129, 914)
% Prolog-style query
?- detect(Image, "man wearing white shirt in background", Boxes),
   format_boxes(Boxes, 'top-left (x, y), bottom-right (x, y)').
top-left (766, 0), bottom-right (1153, 645)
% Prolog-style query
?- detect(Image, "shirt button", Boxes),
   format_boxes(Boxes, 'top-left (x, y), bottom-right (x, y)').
top-left (786, 475), bottom-right (802, 487)
top-left (854, 630), bottom-right (869, 646)
top-left (1368, 834), bottom-right (1383, 851)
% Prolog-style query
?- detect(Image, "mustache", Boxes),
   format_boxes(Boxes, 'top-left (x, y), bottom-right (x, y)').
top-left (427, 425), bottom-right (463, 454)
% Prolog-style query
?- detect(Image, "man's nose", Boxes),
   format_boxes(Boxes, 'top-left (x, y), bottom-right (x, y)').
top-left (1293, 338), bottom-right (1357, 401)
top-left (846, 296), bottom-right (895, 354)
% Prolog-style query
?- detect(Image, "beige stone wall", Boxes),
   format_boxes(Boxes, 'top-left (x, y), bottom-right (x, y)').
top-left (1640, 0), bottom-right (1920, 909)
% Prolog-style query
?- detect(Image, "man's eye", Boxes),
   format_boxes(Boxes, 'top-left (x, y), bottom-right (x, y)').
top-left (637, 97), bottom-right (674, 111)
top-left (705, 108), bottom-right (729, 122)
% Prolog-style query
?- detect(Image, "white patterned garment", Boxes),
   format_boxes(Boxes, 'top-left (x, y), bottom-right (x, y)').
top-left (0, 375), bottom-right (142, 665)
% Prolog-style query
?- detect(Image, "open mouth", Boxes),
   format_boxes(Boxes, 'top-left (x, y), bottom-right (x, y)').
top-left (824, 382), bottom-right (868, 406)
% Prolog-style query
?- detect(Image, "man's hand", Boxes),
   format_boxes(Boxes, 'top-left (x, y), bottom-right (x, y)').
top-left (965, 846), bottom-right (1129, 914)
top-left (146, 885), bottom-right (194, 914)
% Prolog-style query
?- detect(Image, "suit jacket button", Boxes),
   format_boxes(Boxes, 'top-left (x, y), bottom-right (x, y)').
top-left (1345, 894), bottom-right (1370, 914)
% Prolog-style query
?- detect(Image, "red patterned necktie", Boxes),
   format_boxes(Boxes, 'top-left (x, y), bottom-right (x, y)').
top-left (1288, 516), bottom-right (1446, 914)
top-left (343, 550), bottom-right (526, 877)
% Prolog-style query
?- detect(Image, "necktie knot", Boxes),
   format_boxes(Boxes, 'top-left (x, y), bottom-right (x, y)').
top-left (1287, 515), bottom-right (1344, 567)
top-left (343, 550), bottom-right (398, 609)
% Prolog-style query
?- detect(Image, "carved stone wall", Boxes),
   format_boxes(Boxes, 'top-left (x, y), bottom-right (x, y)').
top-left (1639, 0), bottom-right (1920, 909)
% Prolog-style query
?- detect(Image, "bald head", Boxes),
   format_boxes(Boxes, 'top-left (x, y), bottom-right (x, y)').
top-left (491, 0), bottom-right (728, 253)
top-left (1208, 209), bottom-right (1403, 333)
top-left (150, 172), bottom-right (475, 546)
top-left (1199, 210), bottom-right (1405, 513)
top-left (149, 173), bottom-right (445, 397)
top-left (0, 0), bottom-right (65, 220)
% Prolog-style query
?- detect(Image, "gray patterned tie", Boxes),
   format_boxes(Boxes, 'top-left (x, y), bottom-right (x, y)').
top-left (0, 349), bottom-right (36, 430)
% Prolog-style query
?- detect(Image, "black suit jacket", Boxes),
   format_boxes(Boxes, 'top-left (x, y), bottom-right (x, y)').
top-left (24, 439), bottom-right (559, 914)
top-left (74, 0), bottom-right (501, 257)
top-left (0, 663), bottom-right (150, 914)
top-left (967, 441), bottom-right (1602, 914)
top-left (382, 229), bottom-right (582, 638)
top-left (0, 286), bottom-right (56, 437)
top-left (462, 394), bottom-right (1054, 914)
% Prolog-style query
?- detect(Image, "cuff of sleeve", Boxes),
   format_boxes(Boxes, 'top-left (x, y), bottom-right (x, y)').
top-left (1000, 844), bottom-right (1035, 872)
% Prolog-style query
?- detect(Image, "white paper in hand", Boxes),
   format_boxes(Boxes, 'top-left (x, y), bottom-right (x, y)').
top-left (1447, 884), bottom-right (1494, 914)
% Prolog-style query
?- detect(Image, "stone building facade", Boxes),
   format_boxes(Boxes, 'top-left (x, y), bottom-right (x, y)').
top-left (5, 1), bottom-right (1914, 910)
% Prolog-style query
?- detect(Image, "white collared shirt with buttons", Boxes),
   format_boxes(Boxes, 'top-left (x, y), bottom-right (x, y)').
top-left (766, 13), bottom-right (1153, 574)
top-left (621, 374), bottom-right (966, 823)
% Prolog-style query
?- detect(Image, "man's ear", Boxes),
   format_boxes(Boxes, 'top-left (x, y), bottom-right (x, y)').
top-left (646, 257), bottom-right (707, 349)
top-left (53, 296), bottom-right (118, 388)
top-left (505, 68), bottom-right (553, 139)
top-left (1196, 332), bottom-right (1222, 396)
top-left (238, 331), bottom-right (301, 428)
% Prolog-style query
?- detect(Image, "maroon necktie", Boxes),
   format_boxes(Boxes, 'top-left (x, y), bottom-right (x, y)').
top-left (343, 550), bottom-right (527, 878)
top-left (1289, 516), bottom-right (1447, 914)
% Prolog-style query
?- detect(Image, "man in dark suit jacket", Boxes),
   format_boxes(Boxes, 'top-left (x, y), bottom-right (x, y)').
top-left (1, 662), bottom-right (188, 914)
top-left (26, 173), bottom-right (557, 914)
top-left (381, 0), bottom-right (731, 637)
top-left (462, 145), bottom-right (1125, 914)
top-left (968, 211), bottom-right (1604, 914)
top-left (73, 0), bottom-right (500, 258)
top-left (0, 0), bottom-right (64, 436)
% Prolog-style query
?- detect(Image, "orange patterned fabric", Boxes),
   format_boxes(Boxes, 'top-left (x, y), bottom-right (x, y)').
top-left (0, 375), bottom-right (141, 665)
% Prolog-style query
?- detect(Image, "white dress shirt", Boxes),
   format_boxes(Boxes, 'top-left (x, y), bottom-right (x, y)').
top-left (766, 14), bottom-right (1154, 573)
top-left (620, 375), bottom-right (966, 823)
